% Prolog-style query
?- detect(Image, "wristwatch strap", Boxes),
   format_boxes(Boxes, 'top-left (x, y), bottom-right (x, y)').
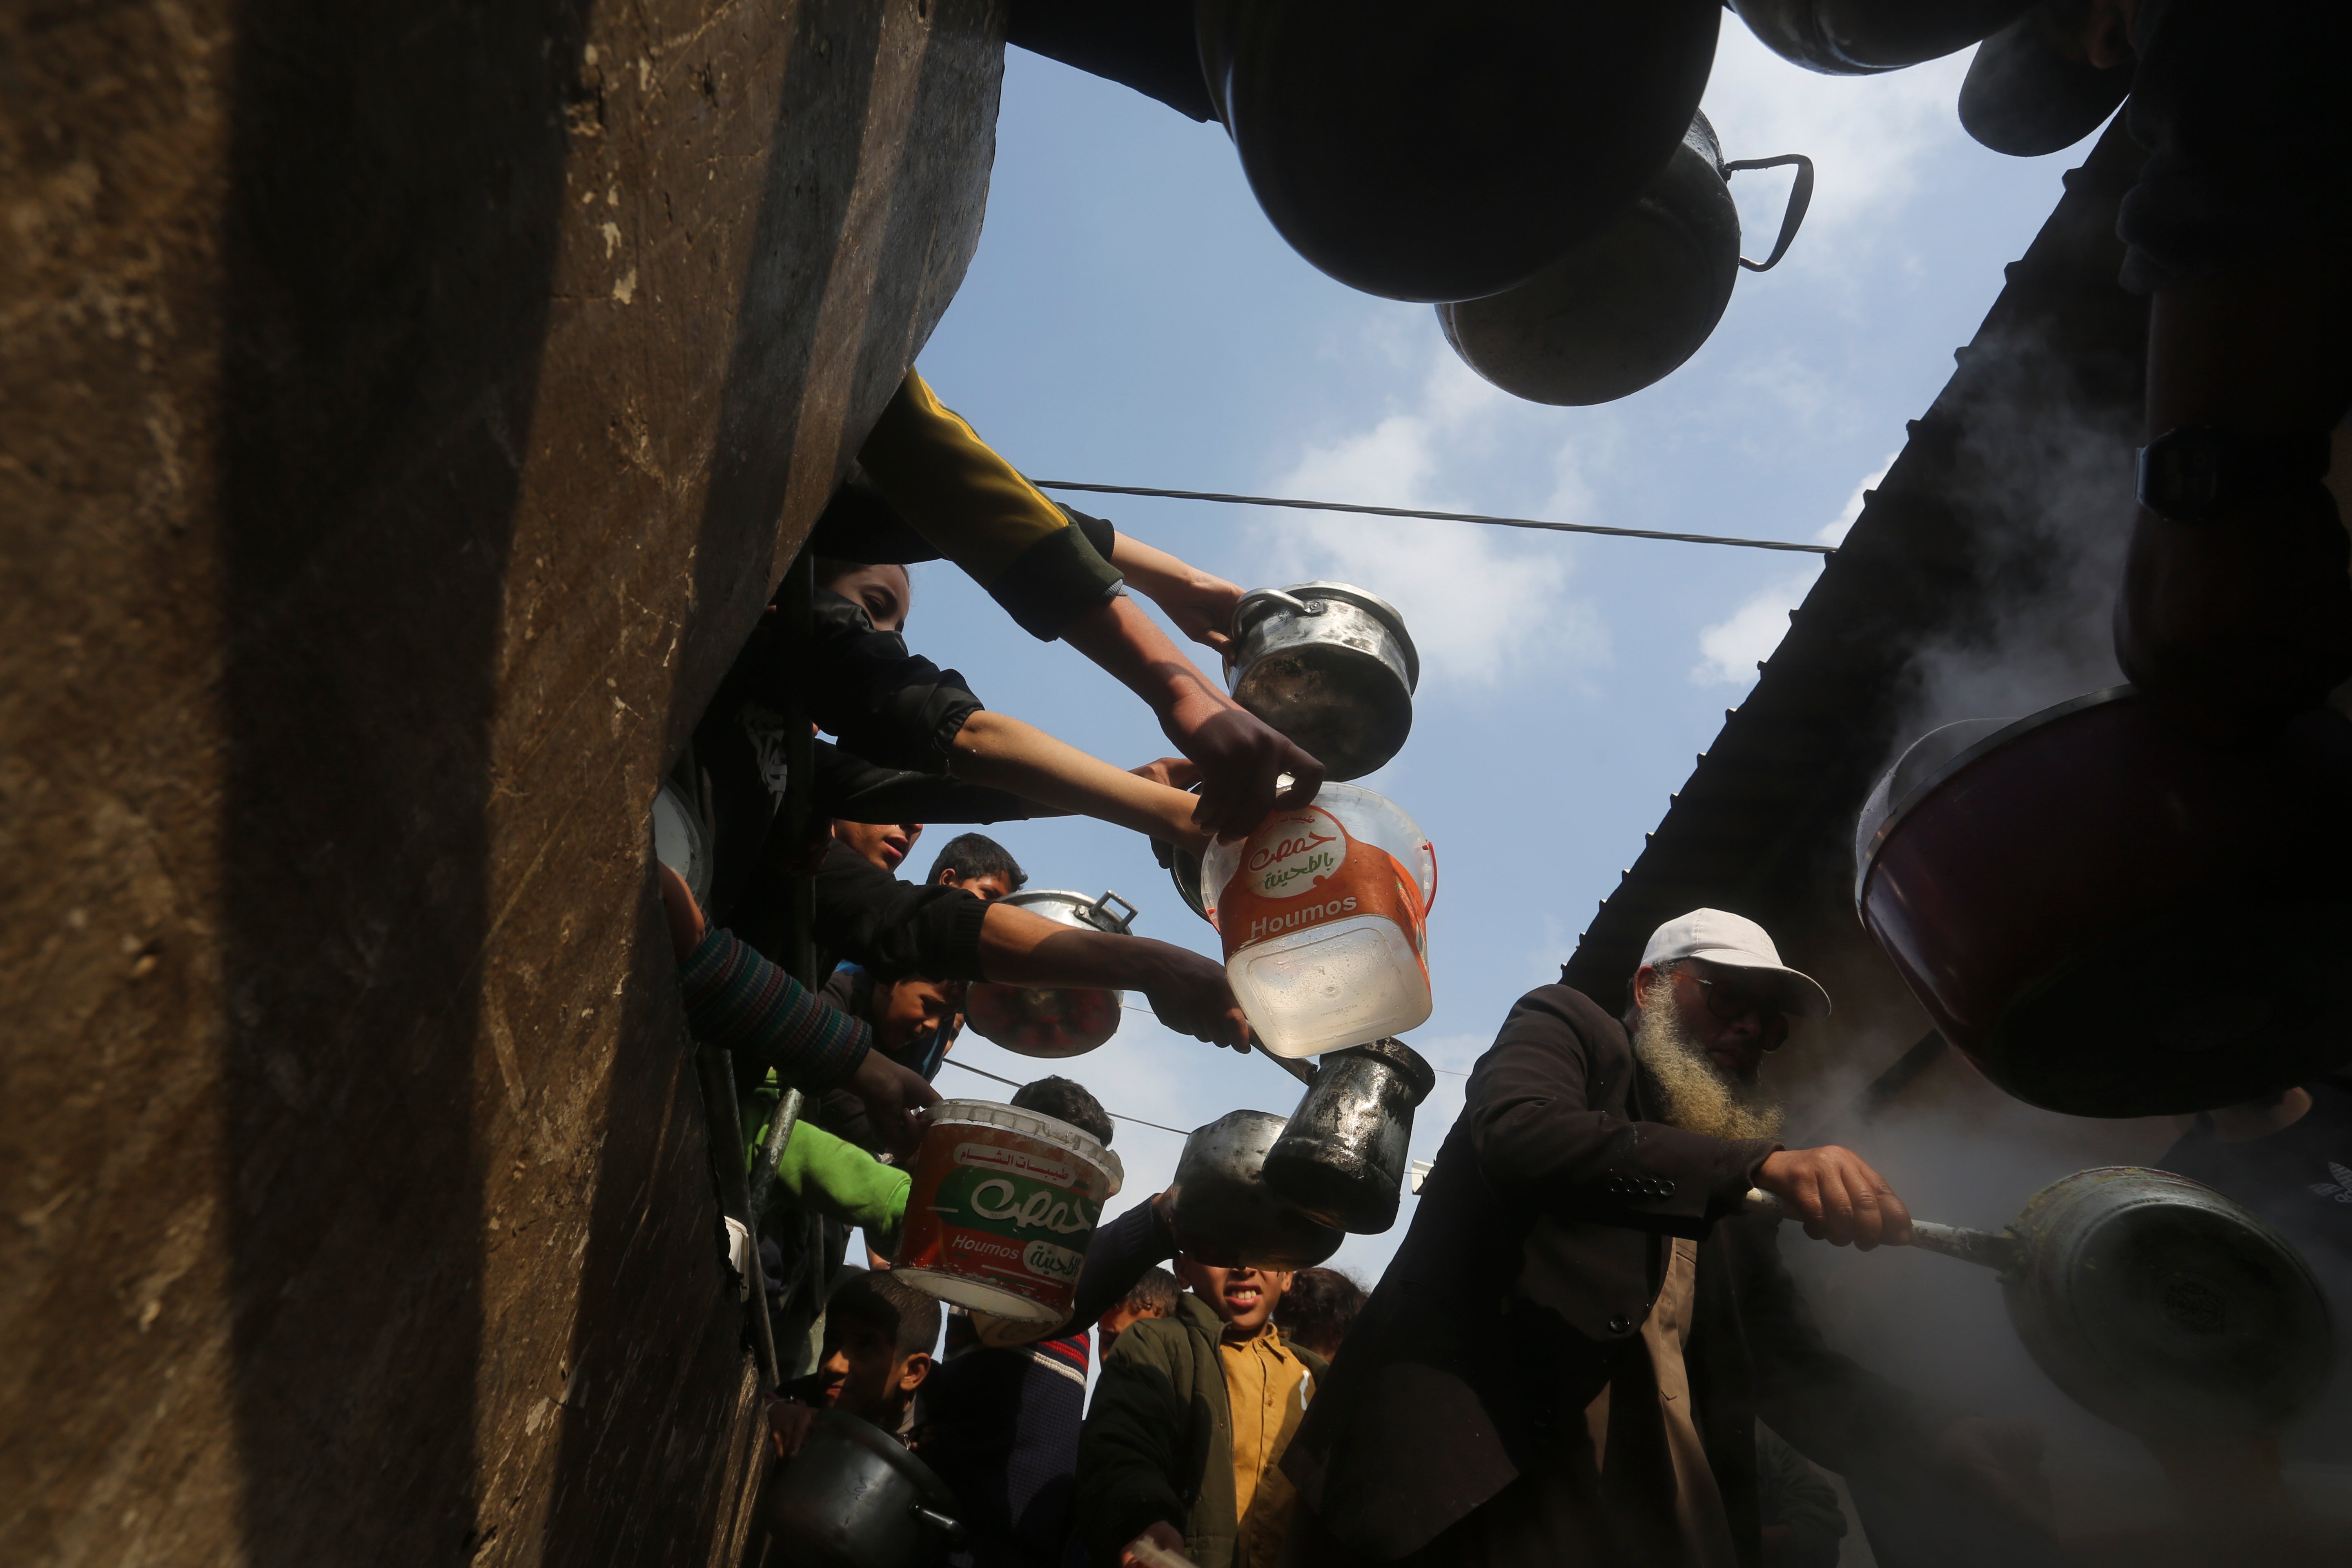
top-left (2136, 426), bottom-right (2332, 522)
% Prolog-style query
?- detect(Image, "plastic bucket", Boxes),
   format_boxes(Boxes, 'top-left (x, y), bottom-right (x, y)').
top-left (893, 1100), bottom-right (1125, 1323)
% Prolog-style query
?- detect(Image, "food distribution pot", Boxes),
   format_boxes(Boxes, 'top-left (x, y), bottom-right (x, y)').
top-left (964, 890), bottom-right (1138, 1058)
top-left (1754, 1167), bottom-right (2334, 1441)
top-left (1168, 1109), bottom-right (1345, 1271)
top-left (1437, 112), bottom-right (1813, 407)
top-left (1227, 584), bottom-right (1419, 781)
top-left (1731, 0), bottom-right (2030, 74)
top-left (764, 1409), bottom-right (967, 1568)
top-left (1263, 1039), bottom-right (1436, 1234)
top-left (1855, 687), bottom-right (2352, 1116)
top-left (1194, 0), bottom-right (1722, 302)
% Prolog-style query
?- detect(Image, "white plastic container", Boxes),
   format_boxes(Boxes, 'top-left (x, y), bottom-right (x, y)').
top-left (1199, 783), bottom-right (1437, 1058)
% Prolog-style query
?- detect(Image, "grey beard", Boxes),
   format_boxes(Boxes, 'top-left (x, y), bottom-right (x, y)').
top-left (1630, 1000), bottom-right (1784, 1142)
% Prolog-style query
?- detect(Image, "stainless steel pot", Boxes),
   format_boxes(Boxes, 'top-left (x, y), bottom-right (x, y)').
top-left (652, 779), bottom-right (713, 906)
top-left (1437, 112), bottom-right (1813, 408)
top-left (1227, 584), bottom-right (1418, 782)
top-left (1753, 1167), bottom-right (2334, 1441)
top-left (1731, 0), bottom-right (2031, 74)
top-left (1194, 0), bottom-right (1722, 302)
top-left (764, 1408), bottom-right (967, 1568)
top-left (964, 890), bottom-right (1138, 1059)
top-left (1263, 1038), bottom-right (1436, 1234)
top-left (1168, 1109), bottom-right (1346, 1271)
top-left (1855, 686), bottom-right (2352, 1116)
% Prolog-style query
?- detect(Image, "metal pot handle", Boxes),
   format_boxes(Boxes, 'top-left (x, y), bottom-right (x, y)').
top-left (1230, 588), bottom-right (1326, 641)
top-left (1722, 154), bottom-right (1815, 273)
top-left (911, 1505), bottom-right (969, 1547)
top-left (1092, 890), bottom-right (1139, 933)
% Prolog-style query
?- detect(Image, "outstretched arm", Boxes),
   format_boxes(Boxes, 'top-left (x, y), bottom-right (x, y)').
top-left (946, 710), bottom-right (1207, 852)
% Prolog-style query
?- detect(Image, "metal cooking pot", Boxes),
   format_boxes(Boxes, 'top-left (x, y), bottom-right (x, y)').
top-left (1753, 1168), bottom-right (2334, 1441)
top-left (1437, 112), bottom-right (1813, 407)
top-left (651, 779), bottom-right (713, 906)
top-left (1168, 1109), bottom-right (1346, 1271)
top-left (964, 890), bottom-right (1138, 1058)
top-left (1228, 584), bottom-right (1418, 782)
top-left (1855, 687), bottom-right (2352, 1117)
top-left (1263, 1039), bottom-right (1436, 1234)
top-left (764, 1408), bottom-right (967, 1568)
top-left (1194, 0), bottom-right (1722, 302)
top-left (1731, 0), bottom-right (2031, 75)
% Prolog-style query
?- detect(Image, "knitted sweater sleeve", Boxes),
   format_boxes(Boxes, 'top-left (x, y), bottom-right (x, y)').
top-left (678, 928), bottom-right (871, 1090)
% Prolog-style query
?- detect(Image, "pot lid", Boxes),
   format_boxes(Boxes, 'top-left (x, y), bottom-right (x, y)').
top-left (1235, 582), bottom-right (1421, 690)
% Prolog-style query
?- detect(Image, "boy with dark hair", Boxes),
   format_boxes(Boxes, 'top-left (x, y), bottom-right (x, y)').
top-left (1273, 1268), bottom-right (1365, 1363)
top-left (1097, 1267), bottom-right (1182, 1359)
top-left (1078, 1257), bottom-right (1325, 1568)
top-left (1008, 1075), bottom-right (1113, 1146)
top-left (927, 832), bottom-right (1028, 900)
top-left (770, 1268), bottom-right (944, 1458)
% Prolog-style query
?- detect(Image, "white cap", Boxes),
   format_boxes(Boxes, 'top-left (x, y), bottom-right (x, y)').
top-left (1639, 909), bottom-right (1831, 1020)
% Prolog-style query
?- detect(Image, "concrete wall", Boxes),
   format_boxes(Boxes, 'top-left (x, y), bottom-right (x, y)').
top-left (1, 0), bottom-right (1002, 1561)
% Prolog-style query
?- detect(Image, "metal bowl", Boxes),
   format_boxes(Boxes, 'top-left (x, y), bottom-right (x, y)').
top-left (1228, 584), bottom-right (1418, 782)
top-left (1168, 1109), bottom-right (1345, 1271)
top-left (964, 890), bottom-right (1136, 1059)
top-left (1264, 1039), bottom-right (1436, 1234)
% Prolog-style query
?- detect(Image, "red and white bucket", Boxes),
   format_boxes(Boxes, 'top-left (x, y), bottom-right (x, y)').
top-left (893, 1100), bottom-right (1125, 1324)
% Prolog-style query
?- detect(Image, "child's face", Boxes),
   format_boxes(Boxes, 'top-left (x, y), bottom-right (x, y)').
top-left (819, 1317), bottom-right (931, 1423)
top-left (877, 977), bottom-right (960, 1058)
top-left (1096, 1301), bottom-right (1168, 1356)
top-left (1176, 1259), bottom-right (1291, 1336)
top-left (822, 563), bottom-right (913, 632)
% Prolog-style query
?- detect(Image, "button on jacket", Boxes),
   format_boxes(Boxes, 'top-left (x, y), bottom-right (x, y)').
top-left (1280, 984), bottom-right (1948, 1566)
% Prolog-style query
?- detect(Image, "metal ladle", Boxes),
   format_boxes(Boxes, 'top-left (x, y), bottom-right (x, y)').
top-left (1748, 1167), bottom-right (2334, 1441)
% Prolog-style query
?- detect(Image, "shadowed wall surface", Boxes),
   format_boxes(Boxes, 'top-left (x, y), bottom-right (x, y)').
top-left (0, 1), bottom-right (1001, 1562)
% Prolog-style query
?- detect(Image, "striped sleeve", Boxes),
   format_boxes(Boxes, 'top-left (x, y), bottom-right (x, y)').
top-left (678, 929), bottom-right (871, 1090)
top-left (856, 369), bottom-right (1124, 639)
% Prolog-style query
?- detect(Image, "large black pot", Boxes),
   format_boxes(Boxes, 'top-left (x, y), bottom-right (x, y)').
top-left (1731, 0), bottom-right (2031, 75)
top-left (1197, 0), bottom-right (1722, 303)
top-left (1855, 687), bottom-right (2352, 1116)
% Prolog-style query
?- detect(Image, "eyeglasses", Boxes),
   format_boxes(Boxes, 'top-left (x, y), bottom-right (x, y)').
top-left (1671, 970), bottom-right (1791, 1047)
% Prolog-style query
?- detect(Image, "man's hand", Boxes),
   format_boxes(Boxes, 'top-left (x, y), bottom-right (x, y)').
top-left (1935, 1417), bottom-right (2055, 1537)
top-left (848, 1048), bottom-right (939, 1158)
top-left (1162, 688), bottom-right (1325, 842)
top-left (1755, 1146), bottom-right (1913, 1250)
top-left (1119, 1521), bottom-right (1192, 1568)
top-left (1136, 941), bottom-right (1253, 1051)
top-left (766, 1397), bottom-right (817, 1461)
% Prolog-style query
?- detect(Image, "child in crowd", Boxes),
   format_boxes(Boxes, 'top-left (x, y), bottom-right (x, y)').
top-left (1096, 1267), bottom-right (1181, 1359)
top-left (918, 1078), bottom-right (1117, 1568)
top-left (1272, 1268), bottom-right (1365, 1363)
top-left (769, 1269), bottom-right (943, 1457)
top-left (1075, 1256), bottom-right (1326, 1568)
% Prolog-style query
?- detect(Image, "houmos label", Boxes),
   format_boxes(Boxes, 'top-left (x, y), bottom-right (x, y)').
top-left (896, 1123), bottom-right (1115, 1315)
top-left (1212, 806), bottom-right (1428, 969)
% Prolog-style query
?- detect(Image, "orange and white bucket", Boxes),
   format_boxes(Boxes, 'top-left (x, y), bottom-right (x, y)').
top-left (893, 1100), bottom-right (1125, 1324)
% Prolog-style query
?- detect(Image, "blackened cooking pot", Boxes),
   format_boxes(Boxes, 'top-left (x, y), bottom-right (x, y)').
top-left (1168, 1109), bottom-right (1346, 1271)
top-left (1195, 0), bottom-right (1722, 303)
top-left (1437, 111), bottom-right (1813, 407)
top-left (1227, 584), bottom-right (1418, 782)
top-left (1263, 1038), bottom-right (1436, 1234)
top-left (764, 1409), bottom-right (967, 1568)
top-left (1855, 687), bottom-right (2352, 1116)
top-left (1731, 0), bottom-right (2031, 74)
top-left (1752, 1167), bottom-right (2334, 1441)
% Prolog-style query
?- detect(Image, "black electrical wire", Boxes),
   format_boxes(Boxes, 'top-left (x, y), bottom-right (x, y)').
top-left (939, 1057), bottom-right (1194, 1137)
top-left (1030, 480), bottom-right (1838, 557)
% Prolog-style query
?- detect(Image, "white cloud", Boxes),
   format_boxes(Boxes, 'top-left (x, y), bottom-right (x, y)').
top-left (1258, 350), bottom-right (1610, 688)
top-left (1690, 451), bottom-right (1895, 684)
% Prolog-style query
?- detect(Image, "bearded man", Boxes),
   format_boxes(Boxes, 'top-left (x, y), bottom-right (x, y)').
top-left (1278, 910), bottom-right (2052, 1568)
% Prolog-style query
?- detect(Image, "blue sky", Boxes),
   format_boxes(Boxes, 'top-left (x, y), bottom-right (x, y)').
top-left (899, 28), bottom-right (2092, 1286)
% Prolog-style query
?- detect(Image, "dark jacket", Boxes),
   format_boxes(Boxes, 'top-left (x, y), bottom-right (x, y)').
top-left (1076, 1295), bottom-right (1329, 1568)
top-left (1281, 984), bottom-right (1945, 1566)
